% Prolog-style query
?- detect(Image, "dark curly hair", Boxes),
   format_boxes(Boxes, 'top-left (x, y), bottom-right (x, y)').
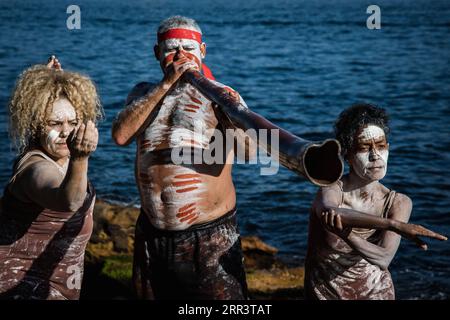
top-left (334, 103), bottom-right (390, 158)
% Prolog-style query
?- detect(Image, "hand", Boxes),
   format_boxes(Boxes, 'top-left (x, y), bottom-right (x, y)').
top-left (321, 209), bottom-right (352, 239)
top-left (162, 51), bottom-right (199, 86)
top-left (47, 55), bottom-right (63, 71)
top-left (390, 220), bottom-right (447, 250)
top-left (67, 120), bottom-right (99, 159)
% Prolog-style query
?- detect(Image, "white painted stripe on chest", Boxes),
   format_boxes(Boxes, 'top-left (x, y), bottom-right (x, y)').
top-left (140, 84), bottom-right (215, 151)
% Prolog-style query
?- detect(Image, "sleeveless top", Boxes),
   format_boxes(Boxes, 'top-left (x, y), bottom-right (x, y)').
top-left (0, 150), bottom-right (95, 300)
top-left (304, 181), bottom-right (397, 300)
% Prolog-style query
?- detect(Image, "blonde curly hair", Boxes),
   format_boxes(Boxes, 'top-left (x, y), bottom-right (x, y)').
top-left (8, 64), bottom-right (103, 153)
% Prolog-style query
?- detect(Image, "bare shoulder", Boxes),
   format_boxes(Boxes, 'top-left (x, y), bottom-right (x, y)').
top-left (392, 193), bottom-right (413, 210)
top-left (11, 156), bottom-right (63, 201)
top-left (125, 82), bottom-right (156, 106)
top-left (210, 80), bottom-right (248, 108)
top-left (320, 182), bottom-right (342, 199)
top-left (313, 182), bottom-right (342, 210)
top-left (20, 157), bottom-right (63, 187)
top-left (388, 192), bottom-right (413, 221)
top-left (322, 181), bottom-right (342, 193)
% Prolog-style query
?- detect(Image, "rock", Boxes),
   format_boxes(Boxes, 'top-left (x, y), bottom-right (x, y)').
top-left (106, 224), bottom-right (129, 253)
top-left (88, 199), bottom-right (139, 257)
top-left (241, 236), bottom-right (280, 270)
top-left (246, 267), bottom-right (305, 299)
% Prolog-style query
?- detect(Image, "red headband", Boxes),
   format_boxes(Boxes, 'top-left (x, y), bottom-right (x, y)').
top-left (157, 28), bottom-right (202, 44)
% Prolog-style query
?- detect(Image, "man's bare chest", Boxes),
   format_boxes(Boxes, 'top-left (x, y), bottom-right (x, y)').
top-left (150, 85), bottom-right (218, 131)
top-left (140, 85), bottom-right (220, 151)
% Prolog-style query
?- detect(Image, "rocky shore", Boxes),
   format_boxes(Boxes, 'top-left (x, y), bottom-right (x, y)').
top-left (81, 199), bottom-right (304, 299)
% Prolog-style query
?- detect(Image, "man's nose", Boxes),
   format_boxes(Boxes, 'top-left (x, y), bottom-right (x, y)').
top-left (176, 44), bottom-right (185, 52)
top-left (174, 46), bottom-right (186, 58)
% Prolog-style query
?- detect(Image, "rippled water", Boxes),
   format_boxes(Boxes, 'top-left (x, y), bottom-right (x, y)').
top-left (0, 0), bottom-right (449, 299)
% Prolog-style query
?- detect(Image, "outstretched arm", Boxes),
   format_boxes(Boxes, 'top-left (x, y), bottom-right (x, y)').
top-left (316, 185), bottom-right (447, 250)
top-left (19, 121), bottom-right (98, 212)
top-left (331, 194), bottom-right (412, 269)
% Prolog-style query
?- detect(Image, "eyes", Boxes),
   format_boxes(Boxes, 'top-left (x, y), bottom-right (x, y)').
top-left (166, 46), bottom-right (195, 52)
top-left (356, 140), bottom-right (387, 152)
top-left (47, 119), bottom-right (79, 129)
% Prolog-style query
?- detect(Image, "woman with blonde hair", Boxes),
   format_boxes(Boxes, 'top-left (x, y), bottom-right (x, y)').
top-left (0, 56), bottom-right (102, 299)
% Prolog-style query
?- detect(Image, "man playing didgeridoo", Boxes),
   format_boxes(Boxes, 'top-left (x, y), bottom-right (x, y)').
top-left (112, 16), bottom-right (255, 300)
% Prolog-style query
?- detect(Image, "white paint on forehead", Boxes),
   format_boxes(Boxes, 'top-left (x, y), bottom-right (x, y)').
top-left (50, 98), bottom-right (77, 121)
top-left (161, 38), bottom-right (199, 48)
top-left (358, 125), bottom-right (385, 141)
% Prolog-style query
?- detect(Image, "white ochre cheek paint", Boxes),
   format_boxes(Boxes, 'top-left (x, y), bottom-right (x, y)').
top-left (378, 149), bottom-right (389, 164)
top-left (46, 129), bottom-right (60, 150)
top-left (353, 149), bottom-right (389, 179)
top-left (354, 151), bottom-right (370, 176)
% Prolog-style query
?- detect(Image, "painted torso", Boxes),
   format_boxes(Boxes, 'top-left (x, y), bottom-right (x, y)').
top-left (136, 81), bottom-right (241, 230)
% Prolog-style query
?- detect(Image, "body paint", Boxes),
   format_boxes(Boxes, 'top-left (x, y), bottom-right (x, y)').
top-left (45, 129), bottom-right (60, 150)
top-left (41, 98), bottom-right (77, 163)
top-left (51, 99), bottom-right (77, 123)
top-left (138, 83), bottom-right (217, 153)
top-left (169, 171), bottom-right (203, 224)
top-left (352, 125), bottom-right (389, 180)
top-left (158, 26), bottom-right (204, 70)
top-left (160, 38), bottom-right (203, 70)
top-left (136, 81), bottom-right (240, 230)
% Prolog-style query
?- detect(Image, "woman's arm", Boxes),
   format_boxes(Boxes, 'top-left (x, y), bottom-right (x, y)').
top-left (317, 186), bottom-right (447, 247)
top-left (19, 121), bottom-right (98, 212)
top-left (334, 194), bottom-right (411, 270)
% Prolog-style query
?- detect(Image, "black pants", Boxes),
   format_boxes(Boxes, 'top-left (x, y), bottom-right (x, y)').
top-left (132, 208), bottom-right (248, 300)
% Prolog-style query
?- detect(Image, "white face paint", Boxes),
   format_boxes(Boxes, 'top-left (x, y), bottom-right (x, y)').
top-left (158, 37), bottom-right (204, 72)
top-left (45, 129), bottom-right (60, 150)
top-left (359, 125), bottom-right (385, 142)
top-left (351, 125), bottom-right (389, 181)
top-left (40, 98), bottom-right (77, 162)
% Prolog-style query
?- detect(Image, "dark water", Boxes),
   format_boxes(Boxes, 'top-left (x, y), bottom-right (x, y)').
top-left (0, 0), bottom-right (449, 299)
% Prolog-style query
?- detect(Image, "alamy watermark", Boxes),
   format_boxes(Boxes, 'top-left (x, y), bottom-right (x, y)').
top-left (367, 5), bottom-right (381, 29)
top-left (169, 120), bottom-right (280, 176)
top-left (66, 5), bottom-right (81, 30)
top-left (65, 5), bottom-right (381, 31)
top-left (66, 265), bottom-right (82, 290)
